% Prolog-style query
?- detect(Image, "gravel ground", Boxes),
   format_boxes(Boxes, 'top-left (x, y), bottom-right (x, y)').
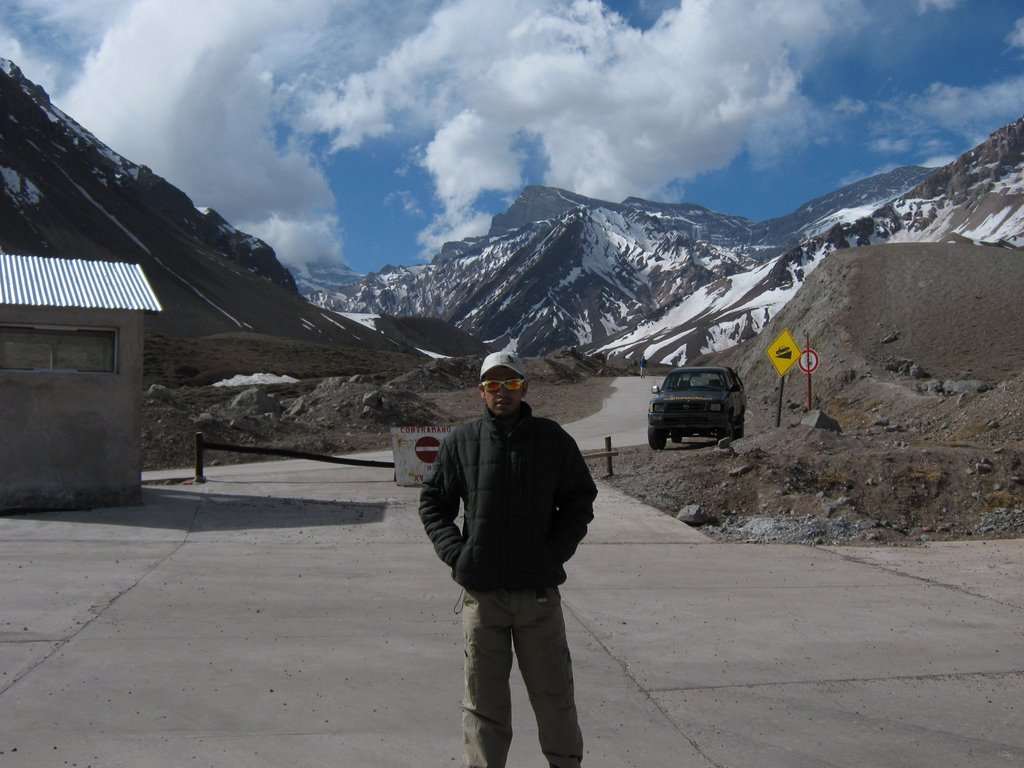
top-left (602, 244), bottom-right (1024, 545)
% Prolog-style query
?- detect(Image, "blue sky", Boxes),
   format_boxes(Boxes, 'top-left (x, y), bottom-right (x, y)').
top-left (2, 1), bottom-right (1023, 279)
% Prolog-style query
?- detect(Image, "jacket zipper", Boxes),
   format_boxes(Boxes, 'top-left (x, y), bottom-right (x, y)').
top-left (500, 429), bottom-right (511, 585)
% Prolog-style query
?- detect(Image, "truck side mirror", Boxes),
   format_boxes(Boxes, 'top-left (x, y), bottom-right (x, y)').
top-left (651, 385), bottom-right (660, 394)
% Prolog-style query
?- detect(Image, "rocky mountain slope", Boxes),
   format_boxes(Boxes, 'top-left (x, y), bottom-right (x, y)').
top-left (326, 119), bottom-right (1023, 367)
top-left (322, 166), bottom-right (934, 358)
top-left (604, 240), bottom-right (1024, 544)
top-left (596, 119), bottom-right (1024, 367)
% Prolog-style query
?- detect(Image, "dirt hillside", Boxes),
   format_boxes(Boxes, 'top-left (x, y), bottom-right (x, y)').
top-left (606, 242), bottom-right (1024, 544)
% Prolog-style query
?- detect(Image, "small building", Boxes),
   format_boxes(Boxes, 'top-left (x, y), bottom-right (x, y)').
top-left (0, 254), bottom-right (162, 511)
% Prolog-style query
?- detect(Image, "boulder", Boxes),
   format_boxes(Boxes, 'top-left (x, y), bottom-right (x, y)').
top-left (941, 380), bottom-right (989, 395)
top-left (801, 409), bottom-right (842, 433)
top-left (283, 396), bottom-right (308, 418)
top-left (676, 505), bottom-right (712, 526)
top-left (146, 383), bottom-right (177, 405)
top-left (229, 387), bottom-right (281, 417)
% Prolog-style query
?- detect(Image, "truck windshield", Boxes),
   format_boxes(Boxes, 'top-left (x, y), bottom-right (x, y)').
top-left (663, 372), bottom-right (726, 391)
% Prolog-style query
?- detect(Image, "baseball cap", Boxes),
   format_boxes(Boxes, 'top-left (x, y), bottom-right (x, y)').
top-left (480, 351), bottom-right (526, 380)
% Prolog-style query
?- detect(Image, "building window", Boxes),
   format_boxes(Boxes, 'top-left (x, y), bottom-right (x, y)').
top-left (0, 326), bottom-right (117, 373)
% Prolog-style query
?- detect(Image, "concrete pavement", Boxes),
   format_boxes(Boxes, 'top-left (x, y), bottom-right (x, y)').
top-left (1, 378), bottom-right (1023, 767)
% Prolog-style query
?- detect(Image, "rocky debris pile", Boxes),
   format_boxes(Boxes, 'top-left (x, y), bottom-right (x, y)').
top-left (607, 394), bottom-right (1024, 546)
top-left (143, 371), bottom-right (443, 470)
top-left (142, 350), bottom-right (626, 471)
top-left (387, 357), bottom-right (480, 392)
top-left (975, 507), bottom-right (1024, 535)
top-left (527, 347), bottom-right (625, 381)
top-left (711, 514), bottom-right (873, 545)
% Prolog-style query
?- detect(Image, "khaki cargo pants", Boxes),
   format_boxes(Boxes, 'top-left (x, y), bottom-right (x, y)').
top-left (461, 587), bottom-right (583, 768)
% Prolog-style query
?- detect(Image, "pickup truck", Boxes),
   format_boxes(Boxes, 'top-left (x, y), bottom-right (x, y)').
top-left (647, 365), bottom-right (746, 449)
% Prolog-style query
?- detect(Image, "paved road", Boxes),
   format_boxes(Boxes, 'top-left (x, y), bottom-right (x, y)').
top-left (561, 374), bottom-right (653, 451)
top-left (2, 379), bottom-right (1022, 767)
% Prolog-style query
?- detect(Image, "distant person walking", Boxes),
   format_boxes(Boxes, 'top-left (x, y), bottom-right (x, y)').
top-left (419, 351), bottom-right (597, 768)
top-left (639, 356), bottom-right (648, 378)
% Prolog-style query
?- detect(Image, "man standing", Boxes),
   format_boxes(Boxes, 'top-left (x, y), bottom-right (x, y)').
top-left (419, 351), bottom-right (597, 768)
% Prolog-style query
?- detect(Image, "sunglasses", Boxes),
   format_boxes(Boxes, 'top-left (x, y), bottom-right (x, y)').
top-left (480, 378), bottom-right (525, 393)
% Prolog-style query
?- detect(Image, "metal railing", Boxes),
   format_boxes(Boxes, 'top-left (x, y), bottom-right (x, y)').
top-left (193, 432), bottom-right (394, 483)
top-left (193, 432), bottom-right (616, 482)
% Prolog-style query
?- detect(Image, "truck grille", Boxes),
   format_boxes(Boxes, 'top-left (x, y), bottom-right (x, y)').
top-left (665, 401), bottom-right (707, 412)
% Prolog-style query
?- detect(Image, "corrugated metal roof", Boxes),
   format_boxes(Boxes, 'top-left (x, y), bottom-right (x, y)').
top-left (0, 254), bottom-right (162, 312)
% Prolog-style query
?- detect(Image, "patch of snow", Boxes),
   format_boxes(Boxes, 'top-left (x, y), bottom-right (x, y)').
top-left (959, 206), bottom-right (1016, 242)
top-left (417, 347), bottom-right (448, 359)
top-left (341, 312), bottom-right (381, 330)
top-left (1, 166), bottom-right (42, 205)
top-left (212, 373), bottom-right (299, 387)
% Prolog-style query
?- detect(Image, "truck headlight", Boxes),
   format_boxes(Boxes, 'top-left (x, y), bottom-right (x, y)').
top-left (651, 403), bottom-right (665, 413)
top-left (709, 403), bottom-right (723, 412)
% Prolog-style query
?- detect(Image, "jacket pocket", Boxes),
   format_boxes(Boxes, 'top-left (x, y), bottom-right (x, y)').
top-left (454, 542), bottom-right (477, 574)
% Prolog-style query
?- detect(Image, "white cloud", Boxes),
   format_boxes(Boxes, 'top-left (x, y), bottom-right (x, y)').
top-left (919, 153), bottom-right (956, 168)
top-left (0, 31), bottom-right (60, 92)
top-left (417, 208), bottom-right (494, 256)
top-left (865, 74), bottom-right (1024, 170)
top-left (422, 110), bottom-right (526, 213)
top-left (4, 0), bottom-right (1019, 269)
top-left (869, 137), bottom-right (913, 154)
top-left (384, 189), bottom-right (424, 217)
top-left (59, 0), bottom-right (333, 213)
top-left (904, 77), bottom-right (1024, 142)
top-left (307, 0), bottom-right (861, 244)
top-left (37, 0), bottom-right (341, 271)
top-left (916, 0), bottom-right (962, 12)
top-left (1008, 17), bottom-right (1024, 51)
top-left (834, 97), bottom-right (868, 117)
top-left (241, 212), bottom-right (344, 271)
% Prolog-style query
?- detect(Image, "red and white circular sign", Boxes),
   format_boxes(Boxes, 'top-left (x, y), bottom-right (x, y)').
top-left (798, 348), bottom-right (819, 374)
top-left (415, 435), bottom-right (442, 463)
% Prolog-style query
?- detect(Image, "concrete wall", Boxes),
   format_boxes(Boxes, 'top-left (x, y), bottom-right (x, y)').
top-left (0, 306), bottom-right (145, 511)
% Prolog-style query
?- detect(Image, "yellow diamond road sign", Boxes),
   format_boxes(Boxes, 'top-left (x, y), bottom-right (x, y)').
top-left (766, 328), bottom-right (800, 376)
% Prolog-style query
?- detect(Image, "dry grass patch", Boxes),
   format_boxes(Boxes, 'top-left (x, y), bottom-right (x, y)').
top-left (984, 490), bottom-right (1020, 511)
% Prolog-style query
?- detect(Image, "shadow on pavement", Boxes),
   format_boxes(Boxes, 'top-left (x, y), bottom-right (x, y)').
top-left (0, 486), bottom-right (387, 532)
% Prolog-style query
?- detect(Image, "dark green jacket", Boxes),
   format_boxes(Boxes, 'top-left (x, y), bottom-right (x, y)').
top-left (418, 402), bottom-right (597, 590)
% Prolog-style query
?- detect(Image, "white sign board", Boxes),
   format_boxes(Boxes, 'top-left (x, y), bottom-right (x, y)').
top-left (390, 426), bottom-right (455, 486)
top-left (798, 347), bottom-right (819, 373)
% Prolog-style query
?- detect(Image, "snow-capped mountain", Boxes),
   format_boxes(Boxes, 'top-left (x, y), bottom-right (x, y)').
top-left (7, 53), bottom-right (1017, 367)
top-left (883, 118), bottom-right (1024, 247)
top-left (594, 123), bottom-right (1024, 365)
top-left (327, 116), bottom-right (1024, 365)
top-left (294, 261), bottom-right (364, 296)
top-left (322, 164), bottom-right (936, 361)
top-left (752, 165), bottom-right (942, 248)
top-left (599, 117), bottom-right (1024, 366)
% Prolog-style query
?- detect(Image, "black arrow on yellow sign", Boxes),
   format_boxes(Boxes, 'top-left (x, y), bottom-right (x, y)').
top-left (766, 329), bottom-right (800, 376)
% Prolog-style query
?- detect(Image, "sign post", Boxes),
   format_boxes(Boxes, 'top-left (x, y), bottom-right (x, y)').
top-left (797, 333), bottom-right (819, 412)
top-left (766, 328), bottom-right (800, 427)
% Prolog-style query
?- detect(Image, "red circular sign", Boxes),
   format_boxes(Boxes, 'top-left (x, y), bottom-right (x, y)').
top-left (798, 348), bottom-right (819, 374)
top-left (415, 436), bottom-right (441, 463)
